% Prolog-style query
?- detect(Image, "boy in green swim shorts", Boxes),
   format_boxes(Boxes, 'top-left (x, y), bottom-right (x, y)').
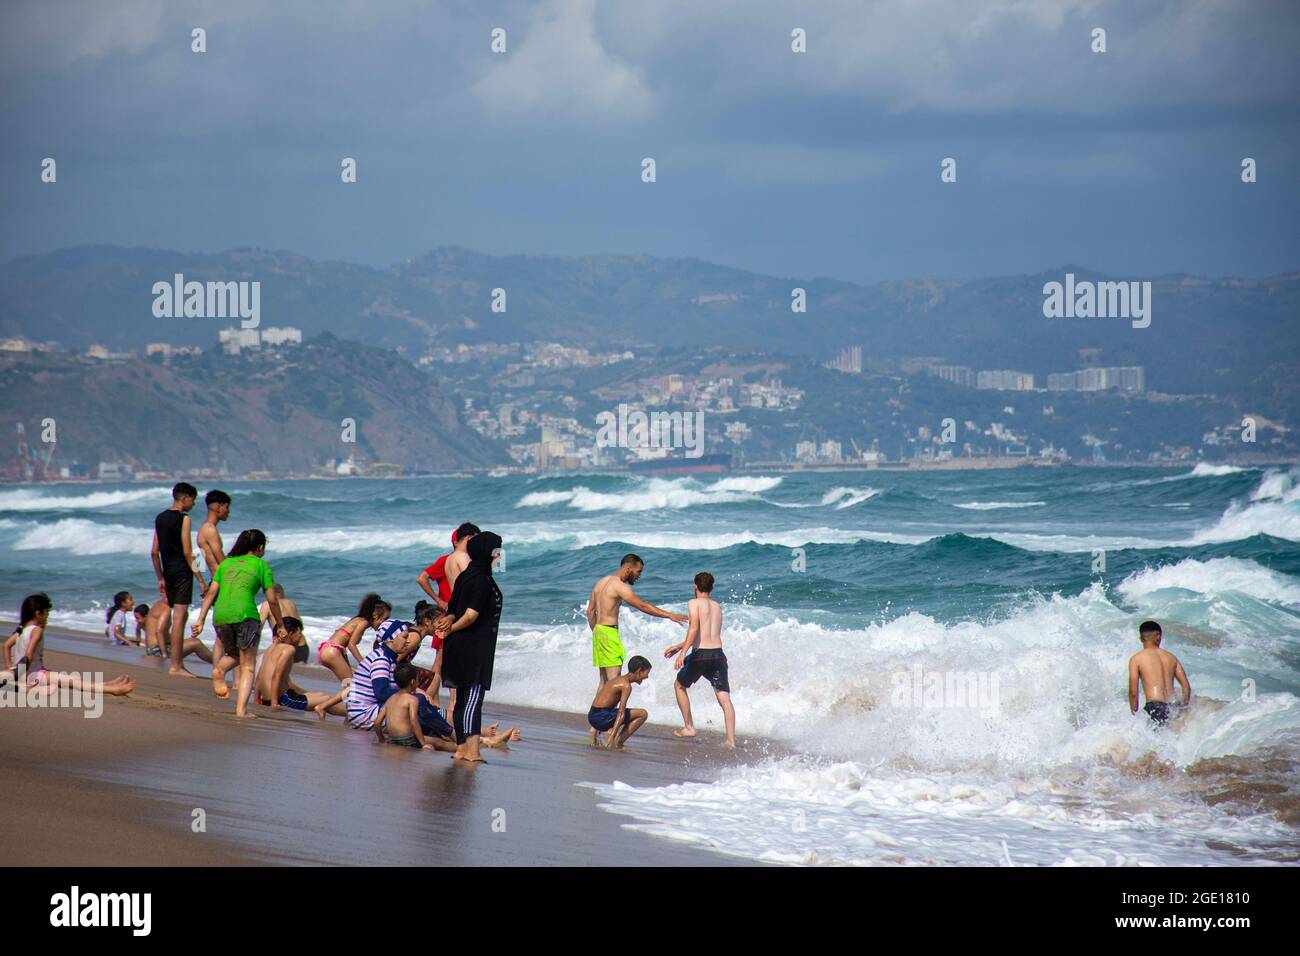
top-left (586, 553), bottom-right (688, 743)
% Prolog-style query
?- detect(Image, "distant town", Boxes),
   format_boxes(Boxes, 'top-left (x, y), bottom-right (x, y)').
top-left (1, 326), bottom-right (1291, 482)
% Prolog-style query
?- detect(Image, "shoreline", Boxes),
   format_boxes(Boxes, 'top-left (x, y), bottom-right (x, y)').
top-left (0, 626), bottom-right (764, 867)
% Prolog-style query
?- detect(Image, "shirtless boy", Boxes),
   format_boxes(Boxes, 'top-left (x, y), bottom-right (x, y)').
top-left (664, 571), bottom-right (736, 748)
top-left (144, 596), bottom-right (213, 663)
top-left (1128, 619), bottom-right (1192, 725)
top-left (255, 617), bottom-right (343, 716)
top-left (588, 656), bottom-right (652, 750)
top-left (374, 662), bottom-right (445, 751)
top-left (197, 489), bottom-right (234, 674)
top-left (587, 553), bottom-right (687, 741)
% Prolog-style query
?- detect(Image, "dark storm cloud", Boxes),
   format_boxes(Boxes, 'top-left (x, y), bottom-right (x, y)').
top-left (1, 0), bottom-right (1297, 281)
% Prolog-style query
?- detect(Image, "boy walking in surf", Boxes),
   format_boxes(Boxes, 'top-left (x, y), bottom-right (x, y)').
top-left (1128, 619), bottom-right (1191, 725)
top-left (664, 572), bottom-right (736, 748)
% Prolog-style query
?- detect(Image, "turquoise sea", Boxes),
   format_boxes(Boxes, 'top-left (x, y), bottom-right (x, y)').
top-left (3, 464), bottom-right (1298, 865)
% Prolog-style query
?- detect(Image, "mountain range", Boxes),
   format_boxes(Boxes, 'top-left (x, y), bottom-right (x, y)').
top-left (2, 245), bottom-right (1297, 409)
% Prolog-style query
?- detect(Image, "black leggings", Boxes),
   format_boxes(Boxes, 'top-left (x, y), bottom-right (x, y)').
top-left (453, 684), bottom-right (484, 744)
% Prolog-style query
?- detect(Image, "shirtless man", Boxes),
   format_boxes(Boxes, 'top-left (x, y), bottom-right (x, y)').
top-left (143, 597), bottom-right (213, 663)
top-left (664, 571), bottom-right (736, 748)
top-left (587, 553), bottom-right (687, 743)
top-left (1128, 619), bottom-right (1192, 725)
top-left (196, 489), bottom-right (234, 675)
top-left (442, 522), bottom-right (479, 595)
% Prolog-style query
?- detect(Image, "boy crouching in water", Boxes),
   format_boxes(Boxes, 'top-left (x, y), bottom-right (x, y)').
top-left (1128, 619), bottom-right (1192, 725)
top-left (588, 655), bottom-right (651, 750)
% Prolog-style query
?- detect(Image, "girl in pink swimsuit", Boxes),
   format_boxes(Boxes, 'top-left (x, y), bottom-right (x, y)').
top-left (317, 593), bottom-right (388, 682)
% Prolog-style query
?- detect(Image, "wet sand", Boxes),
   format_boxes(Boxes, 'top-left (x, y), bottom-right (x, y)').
top-left (0, 626), bottom-right (764, 866)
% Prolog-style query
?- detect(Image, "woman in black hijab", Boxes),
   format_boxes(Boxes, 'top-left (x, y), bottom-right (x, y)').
top-left (438, 531), bottom-right (503, 762)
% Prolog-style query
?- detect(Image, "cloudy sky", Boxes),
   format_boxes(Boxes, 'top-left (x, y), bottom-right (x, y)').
top-left (2, 0), bottom-right (1297, 282)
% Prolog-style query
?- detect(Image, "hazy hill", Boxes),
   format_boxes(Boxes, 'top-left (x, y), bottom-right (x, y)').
top-left (0, 334), bottom-right (509, 474)
top-left (2, 245), bottom-right (1297, 407)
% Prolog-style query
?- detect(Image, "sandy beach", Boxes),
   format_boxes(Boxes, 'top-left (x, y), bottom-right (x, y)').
top-left (0, 626), bottom-right (762, 867)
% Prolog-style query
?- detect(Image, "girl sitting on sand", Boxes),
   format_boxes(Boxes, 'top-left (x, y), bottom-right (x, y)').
top-left (11, 593), bottom-right (136, 696)
top-left (316, 592), bottom-right (385, 683)
top-left (105, 591), bottom-right (141, 646)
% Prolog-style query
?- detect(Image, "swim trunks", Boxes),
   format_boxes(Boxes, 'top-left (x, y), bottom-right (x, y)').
top-left (1144, 700), bottom-right (1171, 725)
top-left (279, 689), bottom-right (308, 711)
top-left (592, 624), bottom-right (626, 669)
top-left (217, 618), bottom-right (261, 656)
top-left (163, 572), bottom-right (194, 606)
top-left (587, 706), bottom-right (633, 732)
top-left (259, 689), bottom-right (308, 711)
top-left (417, 697), bottom-right (454, 738)
top-left (676, 648), bottom-right (730, 693)
top-left (388, 733), bottom-right (421, 749)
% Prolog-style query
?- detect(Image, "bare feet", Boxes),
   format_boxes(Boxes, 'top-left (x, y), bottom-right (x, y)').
top-left (722, 739), bottom-right (736, 749)
top-left (234, 711), bottom-right (257, 719)
top-left (484, 726), bottom-right (520, 750)
top-left (673, 727), bottom-right (697, 738)
top-left (452, 754), bottom-right (485, 763)
top-left (590, 728), bottom-right (603, 747)
top-left (211, 680), bottom-right (230, 700)
top-left (314, 704), bottom-right (329, 721)
top-left (168, 666), bottom-right (197, 678)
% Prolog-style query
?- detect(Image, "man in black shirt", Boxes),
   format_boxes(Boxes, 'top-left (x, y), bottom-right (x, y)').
top-left (438, 531), bottom-right (503, 763)
top-left (151, 481), bottom-right (206, 676)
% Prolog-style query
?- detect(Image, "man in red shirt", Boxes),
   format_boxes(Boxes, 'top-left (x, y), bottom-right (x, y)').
top-left (416, 522), bottom-right (479, 711)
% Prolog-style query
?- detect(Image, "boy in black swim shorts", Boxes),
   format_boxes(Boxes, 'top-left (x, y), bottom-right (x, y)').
top-left (254, 617), bottom-right (337, 714)
top-left (588, 656), bottom-right (651, 750)
top-left (1128, 620), bottom-right (1191, 727)
top-left (664, 572), bottom-right (736, 748)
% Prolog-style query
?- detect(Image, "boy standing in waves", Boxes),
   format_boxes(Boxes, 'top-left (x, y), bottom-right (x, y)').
top-left (1128, 620), bottom-right (1191, 725)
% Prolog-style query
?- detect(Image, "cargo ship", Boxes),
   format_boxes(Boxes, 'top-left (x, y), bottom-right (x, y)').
top-left (626, 452), bottom-right (732, 476)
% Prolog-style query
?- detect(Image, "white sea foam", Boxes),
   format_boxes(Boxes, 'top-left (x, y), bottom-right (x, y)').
top-left (820, 486), bottom-right (881, 509)
top-left (0, 487), bottom-right (170, 512)
top-left (1118, 557), bottom-right (1300, 607)
top-left (1186, 463), bottom-right (1247, 478)
top-left (11, 518), bottom-right (150, 555)
top-left (516, 475), bottom-right (786, 513)
top-left (1190, 470), bottom-right (1300, 544)
top-left (953, 501), bottom-right (1046, 511)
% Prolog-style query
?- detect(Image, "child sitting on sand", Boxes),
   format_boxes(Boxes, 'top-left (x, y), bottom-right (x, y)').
top-left (132, 603), bottom-right (150, 644)
top-left (105, 591), bottom-right (141, 646)
top-left (374, 662), bottom-right (442, 750)
top-left (1128, 619), bottom-right (1192, 725)
top-left (588, 656), bottom-right (651, 750)
top-left (10, 592), bottom-right (135, 696)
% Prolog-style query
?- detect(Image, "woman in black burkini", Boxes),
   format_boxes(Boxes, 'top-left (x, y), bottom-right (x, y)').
top-left (438, 531), bottom-right (503, 762)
